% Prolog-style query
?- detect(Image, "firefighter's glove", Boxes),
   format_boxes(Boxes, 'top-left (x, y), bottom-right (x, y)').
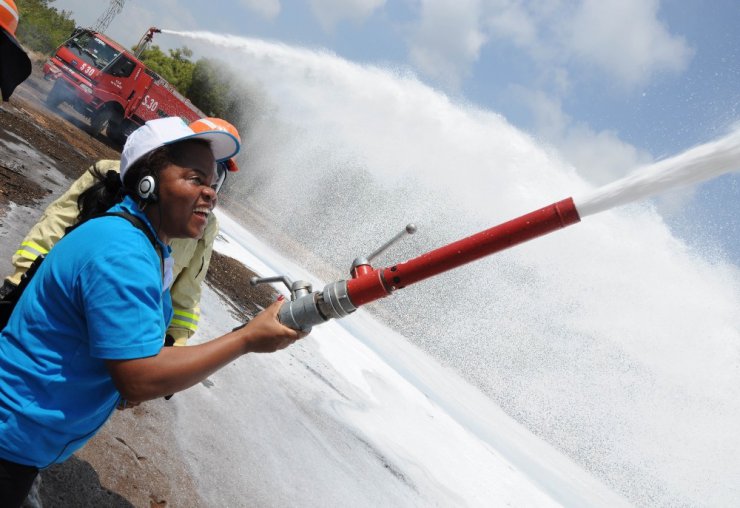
top-left (0, 280), bottom-right (17, 300)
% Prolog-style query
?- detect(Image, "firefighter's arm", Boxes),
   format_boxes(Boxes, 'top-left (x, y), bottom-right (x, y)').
top-left (167, 214), bottom-right (219, 345)
top-left (6, 162), bottom-right (119, 285)
top-left (107, 300), bottom-right (302, 401)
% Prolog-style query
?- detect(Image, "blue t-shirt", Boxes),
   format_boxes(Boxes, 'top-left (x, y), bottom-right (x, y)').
top-left (0, 196), bottom-right (173, 467)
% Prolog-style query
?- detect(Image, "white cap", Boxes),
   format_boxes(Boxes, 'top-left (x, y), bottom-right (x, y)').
top-left (120, 117), bottom-right (240, 181)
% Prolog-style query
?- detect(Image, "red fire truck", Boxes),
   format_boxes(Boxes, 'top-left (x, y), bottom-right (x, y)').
top-left (42, 27), bottom-right (204, 142)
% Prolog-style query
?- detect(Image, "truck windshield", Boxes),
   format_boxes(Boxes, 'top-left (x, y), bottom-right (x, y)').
top-left (64, 32), bottom-right (121, 70)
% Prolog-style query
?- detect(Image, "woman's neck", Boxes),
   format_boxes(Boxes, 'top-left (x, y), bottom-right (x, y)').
top-left (143, 205), bottom-right (169, 244)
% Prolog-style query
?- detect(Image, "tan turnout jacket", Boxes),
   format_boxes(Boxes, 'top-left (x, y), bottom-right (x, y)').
top-left (6, 160), bottom-right (218, 345)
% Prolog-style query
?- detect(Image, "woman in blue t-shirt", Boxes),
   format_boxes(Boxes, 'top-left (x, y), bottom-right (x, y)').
top-left (0, 117), bottom-right (302, 505)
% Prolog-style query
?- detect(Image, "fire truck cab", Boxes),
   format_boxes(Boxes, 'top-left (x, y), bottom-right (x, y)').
top-left (43, 28), bottom-right (204, 142)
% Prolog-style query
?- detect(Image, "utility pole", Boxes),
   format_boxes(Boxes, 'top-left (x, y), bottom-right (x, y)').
top-left (93, 0), bottom-right (126, 32)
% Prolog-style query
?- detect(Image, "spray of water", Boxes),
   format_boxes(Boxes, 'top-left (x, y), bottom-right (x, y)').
top-left (575, 129), bottom-right (740, 217)
top-left (165, 30), bottom-right (740, 506)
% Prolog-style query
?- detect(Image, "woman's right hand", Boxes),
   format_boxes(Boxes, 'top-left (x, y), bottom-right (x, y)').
top-left (238, 299), bottom-right (304, 353)
top-left (108, 299), bottom-right (305, 403)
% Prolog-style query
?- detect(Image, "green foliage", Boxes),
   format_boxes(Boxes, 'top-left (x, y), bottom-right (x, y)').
top-left (187, 58), bottom-right (241, 123)
top-left (188, 59), bottom-right (229, 119)
top-left (137, 45), bottom-right (196, 94)
top-left (137, 48), bottom-right (246, 124)
top-left (15, 0), bottom-right (76, 54)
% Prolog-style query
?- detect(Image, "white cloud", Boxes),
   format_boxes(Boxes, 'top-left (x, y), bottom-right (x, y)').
top-left (406, 0), bottom-right (692, 92)
top-left (107, 2), bottom-right (200, 48)
top-left (560, 124), bottom-right (653, 185)
top-left (309, 0), bottom-right (386, 31)
top-left (483, 0), bottom-right (538, 49)
top-left (514, 87), bottom-right (652, 184)
top-left (407, 0), bottom-right (487, 89)
top-left (565, 0), bottom-right (693, 87)
top-left (238, 0), bottom-right (281, 20)
top-left (401, 0), bottom-right (690, 185)
top-left (48, 0), bottom-right (200, 48)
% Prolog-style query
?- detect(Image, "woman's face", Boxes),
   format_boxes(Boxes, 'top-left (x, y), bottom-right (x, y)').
top-left (154, 142), bottom-right (217, 242)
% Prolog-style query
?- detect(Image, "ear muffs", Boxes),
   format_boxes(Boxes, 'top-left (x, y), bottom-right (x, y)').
top-left (137, 175), bottom-right (158, 202)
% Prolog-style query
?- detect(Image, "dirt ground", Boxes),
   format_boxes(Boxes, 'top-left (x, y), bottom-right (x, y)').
top-left (1, 60), bottom-right (277, 506)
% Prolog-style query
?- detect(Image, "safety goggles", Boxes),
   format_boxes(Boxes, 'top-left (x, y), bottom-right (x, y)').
top-left (213, 161), bottom-right (227, 193)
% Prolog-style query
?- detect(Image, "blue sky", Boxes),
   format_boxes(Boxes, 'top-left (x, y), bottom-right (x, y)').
top-left (47, 0), bottom-right (740, 261)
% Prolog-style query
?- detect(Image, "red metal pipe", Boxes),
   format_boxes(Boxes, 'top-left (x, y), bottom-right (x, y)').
top-left (346, 197), bottom-right (581, 307)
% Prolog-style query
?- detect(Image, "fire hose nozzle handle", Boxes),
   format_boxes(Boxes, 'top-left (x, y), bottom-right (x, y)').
top-left (352, 223), bottom-right (417, 272)
top-left (250, 275), bottom-right (313, 300)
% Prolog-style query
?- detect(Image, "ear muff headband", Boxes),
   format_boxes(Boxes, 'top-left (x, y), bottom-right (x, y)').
top-left (137, 175), bottom-right (157, 202)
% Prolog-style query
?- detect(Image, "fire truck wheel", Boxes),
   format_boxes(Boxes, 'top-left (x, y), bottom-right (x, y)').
top-left (91, 107), bottom-right (123, 141)
top-left (106, 116), bottom-right (126, 144)
top-left (46, 81), bottom-right (66, 109)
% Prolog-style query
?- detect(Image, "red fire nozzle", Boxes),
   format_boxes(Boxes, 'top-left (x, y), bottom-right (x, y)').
top-left (253, 197), bottom-right (581, 331)
top-left (135, 28), bottom-right (162, 58)
top-left (346, 198), bottom-right (581, 306)
top-left (144, 27), bottom-right (161, 42)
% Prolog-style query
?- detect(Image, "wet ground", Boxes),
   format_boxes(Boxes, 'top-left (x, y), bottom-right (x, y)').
top-left (1, 59), bottom-right (276, 506)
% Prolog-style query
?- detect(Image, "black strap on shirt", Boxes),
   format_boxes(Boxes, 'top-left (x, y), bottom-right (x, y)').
top-left (0, 211), bottom-right (160, 330)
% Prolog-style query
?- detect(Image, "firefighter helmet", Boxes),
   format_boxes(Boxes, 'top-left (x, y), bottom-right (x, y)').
top-left (0, 0), bottom-right (19, 35)
top-left (190, 117), bottom-right (241, 144)
top-left (223, 158), bottom-right (239, 172)
top-left (189, 118), bottom-right (241, 171)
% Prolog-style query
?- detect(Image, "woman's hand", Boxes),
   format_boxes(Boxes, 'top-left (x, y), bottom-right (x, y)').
top-left (237, 299), bottom-right (305, 353)
top-left (107, 299), bottom-right (306, 402)
top-left (115, 399), bottom-right (141, 411)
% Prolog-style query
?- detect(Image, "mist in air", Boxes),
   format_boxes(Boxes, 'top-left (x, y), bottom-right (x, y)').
top-left (168, 30), bottom-right (740, 506)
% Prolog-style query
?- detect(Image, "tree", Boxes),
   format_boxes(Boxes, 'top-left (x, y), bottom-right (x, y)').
top-left (15, 0), bottom-right (76, 54)
top-left (137, 45), bottom-right (196, 95)
top-left (187, 58), bottom-right (232, 119)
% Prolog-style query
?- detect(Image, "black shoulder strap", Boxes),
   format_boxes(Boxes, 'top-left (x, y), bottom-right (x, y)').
top-left (101, 211), bottom-right (160, 255)
top-left (1, 211), bottom-right (163, 331)
top-left (0, 255), bottom-right (44, 326)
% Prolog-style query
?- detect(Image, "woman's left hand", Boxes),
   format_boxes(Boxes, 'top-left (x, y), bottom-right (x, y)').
top-left (116, 399), bottom-right (141, 411)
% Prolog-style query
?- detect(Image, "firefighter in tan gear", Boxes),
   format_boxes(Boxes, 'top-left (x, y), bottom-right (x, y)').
top-left (1, 117), bottom-right (241, 345)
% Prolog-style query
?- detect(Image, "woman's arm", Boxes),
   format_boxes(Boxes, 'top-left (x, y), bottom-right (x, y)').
top-left (106, 300), bottom-right (302, 402)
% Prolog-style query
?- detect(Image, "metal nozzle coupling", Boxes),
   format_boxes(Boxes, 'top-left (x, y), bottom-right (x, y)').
top-left (250, 276), bottom-right (356, 332)
top-left (278, 280), bottom-right (356, 332)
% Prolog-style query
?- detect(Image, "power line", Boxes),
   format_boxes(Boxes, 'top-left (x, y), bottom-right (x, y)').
top-left (92, 0), bottom-right (126, 32)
